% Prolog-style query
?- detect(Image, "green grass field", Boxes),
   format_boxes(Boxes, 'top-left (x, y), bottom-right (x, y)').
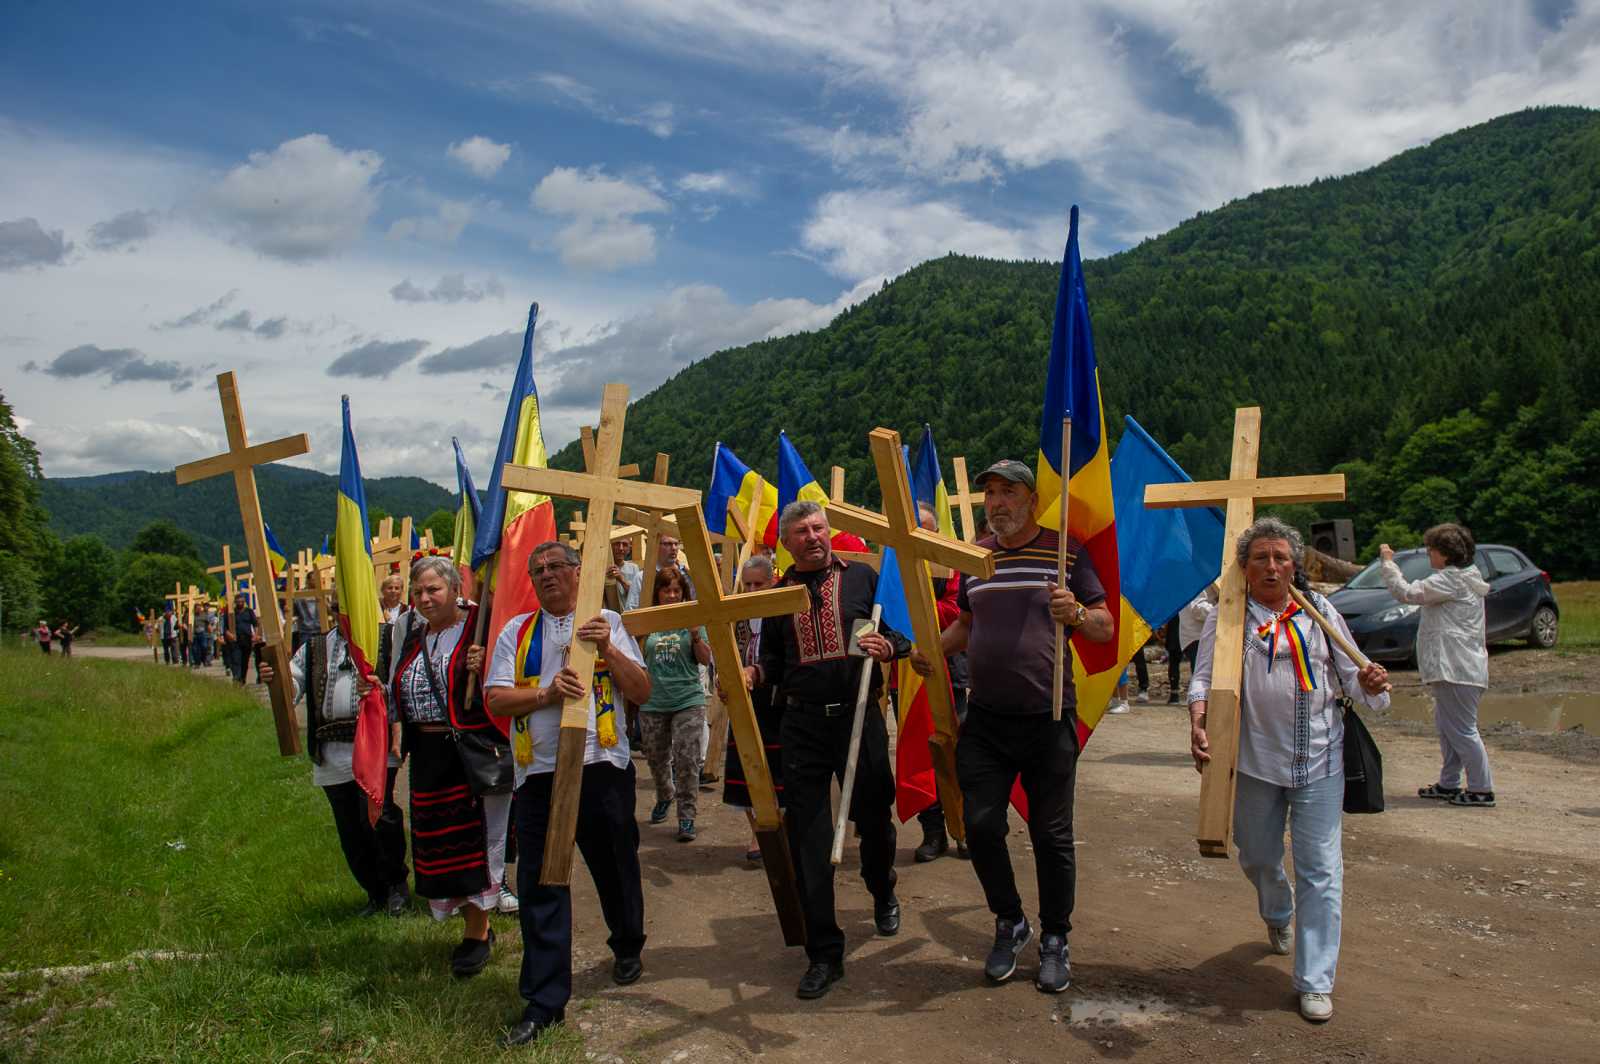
top-left (0, 647), bottom-right (583, 1063)
top-left (1555, 581), bottom-right (1600, 650)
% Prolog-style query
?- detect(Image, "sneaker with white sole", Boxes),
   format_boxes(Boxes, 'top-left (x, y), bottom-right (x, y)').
top-left (1106, 700), bottom-right (1131, 715)
top-left (1267, 924), bottom-right (1291, 955)
top-left (983, 916), bottom-right (1032, 983)
top-left (1135, 690), bottom-right (1150, 704)
top-left (498, 883), bottom-right (520, 914)
top-left (1299, 992), bottom-right (1333, 1022)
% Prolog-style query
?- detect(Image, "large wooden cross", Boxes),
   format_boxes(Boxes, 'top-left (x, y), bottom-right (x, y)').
top-left (950, 456), bottom-right (981, 544)
top-left (622, 503), bottom-right (810, 945)
top-left (1144, 406), bottom-right (1345, 858)
top-left (828, 428), bottom-right (995, 842)
top-left (371, 517), bottom-right (414, 598)
top-left (499, 383), bottom-right (700, 885)
top-left (175, 372), bottom-right (308, 756)
top-left (208, 544), bottom-right (250, 601)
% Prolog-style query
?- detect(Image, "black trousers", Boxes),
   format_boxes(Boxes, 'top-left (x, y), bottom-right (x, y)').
top-left (322, 766), bottom-right (408, 904)
top-left (1131, 648), bottom-right (1148, 691)
top-left (516, 761), bottom-right (646, 1025)
top-left (781, 700), bottom-right (898, 965)
top-left (162, 637), bottom-right (176, 664)
top-left (1165, 623), bottom-right (1184, 691)
top-left (918, 687), bottom-right (969, 829)
top-left (957, 704), bottom-right (1079, 936)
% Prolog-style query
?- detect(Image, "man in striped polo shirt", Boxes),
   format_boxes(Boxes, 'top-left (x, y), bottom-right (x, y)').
top-left (913, 459), bottom-right (1112, 993)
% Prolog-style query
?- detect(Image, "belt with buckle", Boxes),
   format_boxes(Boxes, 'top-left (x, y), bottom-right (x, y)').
top-left (786, 698), bottom-right (851, 717)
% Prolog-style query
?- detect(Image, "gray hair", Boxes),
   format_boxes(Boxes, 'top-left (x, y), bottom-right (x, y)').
top-left (530, 540), bottom-right (580, 568)
top-left (741, 554), bottom-right (775, 580)
top-left (1236, 516), bottom-right (1305, 567)
top-left (778, 499), bottom-right (826, 540)
top-left (410, 554), bottom-right (461, 594)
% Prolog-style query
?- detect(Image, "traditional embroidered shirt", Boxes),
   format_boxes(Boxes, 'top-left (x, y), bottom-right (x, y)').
top-left (287, 629), bottom-right (399, 787)
top-left (484, 608), bottom-right (642, 787)
top-left (1189, 591), bottom-right (1391, 789)
top-left (758, 557), bottom-right (910, 706)
top-left (396, 620), bottom-right (465, 725)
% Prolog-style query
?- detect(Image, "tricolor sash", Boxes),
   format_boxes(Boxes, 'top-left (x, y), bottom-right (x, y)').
top-left (509, 612), bottom-right (620, 766)
top-left (1256, 600), bottom-right (1317, 693)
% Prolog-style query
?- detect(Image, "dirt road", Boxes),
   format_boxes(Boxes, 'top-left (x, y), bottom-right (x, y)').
top-left (553, 702), bottom-right (1598, 1064)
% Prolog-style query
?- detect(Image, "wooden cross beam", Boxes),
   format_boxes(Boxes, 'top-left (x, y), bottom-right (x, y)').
top-left (635, 454), bottom-right (672, 606)
top-left (499, 384), bottom-right (700, 885)
top-left (1144, 406), bottom-right (1345, 859)
top-left (207, 544), bottom-right (251, 601)
top-left (950, 456), bottom-right (981, 544)
top-left (174, 371), bottom-right (308, 756)
top-left (580, 424), bottom-right (641, 479)
top-left (727, 476), bottom-right (765, 593)
top-left (370, 517), bottom-right (413, 596)
top-left (827, 428), bottom-right (995, 842)
top-left (830, 465), bottom-right (845, 504)
top-left (622, 503), bottom-right (810, 946)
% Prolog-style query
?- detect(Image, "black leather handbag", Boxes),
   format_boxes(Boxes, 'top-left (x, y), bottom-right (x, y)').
top-left (421, 639), bottom-right (513, 796)
top-left (1327, 639), bottom-right (1385, 814)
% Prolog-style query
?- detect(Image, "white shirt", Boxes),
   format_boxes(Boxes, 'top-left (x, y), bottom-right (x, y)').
top-left (288, 629), bottom-right (399, 787)
top-left (1178, 593), bottom-right (1215, 650)
top-left (485, 608), bottom-right (643, 787)
top-left (396, 619), bottom-right (466, 725)
top-left (1189, 591), bottom-right (1390, 789)
top-left (382, 603), bottom-right (408, 624)
top-left (1380, 561), bottom-right (1490, 689)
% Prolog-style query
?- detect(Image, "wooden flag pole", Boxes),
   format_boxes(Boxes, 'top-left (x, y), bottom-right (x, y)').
top-left (462, 553), bottom-right (498, 707)
top-left (1287, 585), bottom-right (1377, 673)
top-left (174, 371), bottom-right (310, 756)
top-left (1051, 415), bottom-right (1071, 723)
top-left (831, 604), bottom-right (882, 865)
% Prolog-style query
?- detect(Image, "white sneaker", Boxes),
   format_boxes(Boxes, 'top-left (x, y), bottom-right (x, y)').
top-left (1299, 992), bottom-right (1333, 1022)
top-left (498, 883), bottom-right (519, 914)
top-left (1106, 701), bottom-right (1131, 715)
top-left (1135, 690), bottom-right (1150, 704)
top-left (1267, 924), bottom-right (1292, 955)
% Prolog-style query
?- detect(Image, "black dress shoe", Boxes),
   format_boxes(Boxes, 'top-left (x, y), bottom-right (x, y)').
top-left (384, 884), bottom-right (411, 917)
top-left (874, 895), bottom-right (901, 937)
top-left (356, 899), bottom-right (382, 918)
top-left (500, 1012), bottom-right (563, 1048)
top-left (796, 960), bottom-right (844, 999)
top-left (451, 928), bottom-right (495, 978)
top-left (612, 955), bottom-right (643, 986)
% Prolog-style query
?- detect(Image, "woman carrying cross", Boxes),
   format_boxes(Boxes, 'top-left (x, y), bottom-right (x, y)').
top-left (1187, 517), bottom-right (1391, 1024)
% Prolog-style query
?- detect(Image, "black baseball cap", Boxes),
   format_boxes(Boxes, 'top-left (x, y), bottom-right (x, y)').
top-left (974, 459), bottom-right (1035, 489)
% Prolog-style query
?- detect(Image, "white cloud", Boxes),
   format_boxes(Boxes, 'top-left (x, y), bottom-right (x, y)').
top-left (0, 217), bottom-right (73, 270)
top-left (390, 273), bottom-right (504, 304)
top-left (447, 135), bottom-right (512, 178)
top-left (32, 418), bottom-right (224, 477)
top-left (88, 209), bottom-right (159, 251)
top-left (801, 188), bottom-right (1054, 282)
top-left (327, 338), bottom-right (430, 379)
top-left (388, 199), bottom-right (472, 243)
top-left (203, 133), bottom-right (383, 261)
top-left (527, 73), bottom-right (678, 138)
top-left (24, 343), bottom-right (199, 391)
top-left (531, 166), bottom-right (669, 270)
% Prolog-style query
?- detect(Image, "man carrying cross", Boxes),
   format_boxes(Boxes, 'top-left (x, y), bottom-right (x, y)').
top-left (485, 540), bottom-right (652, 1047)
top-left (754, 500), bottom-right (909, 1000)
top-left (913, 460), bottom-right (1113, 993)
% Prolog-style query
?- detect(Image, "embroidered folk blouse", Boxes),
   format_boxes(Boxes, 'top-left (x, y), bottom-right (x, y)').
top-left (1188, 591), bottom-right (1390, 789)
top-left (757, 557), bottom-right (910, 706)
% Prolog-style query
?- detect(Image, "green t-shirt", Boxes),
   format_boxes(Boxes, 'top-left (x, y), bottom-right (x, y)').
top-left (641, 627), bottom-right (707, 712)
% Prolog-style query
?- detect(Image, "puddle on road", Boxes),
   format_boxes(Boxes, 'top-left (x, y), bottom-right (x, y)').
top-left (1388, 691), bottom-right (1600, 733)
top-left (1066, 995), bottom-right (1175, 1028)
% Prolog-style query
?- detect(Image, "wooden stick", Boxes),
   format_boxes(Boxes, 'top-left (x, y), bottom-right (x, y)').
top-left (462, 554), bottom-right (497, 707)
top-left (1051, 415), bottom-right (1071, 722)
top-left (1287, 585), bottom-right (1374, 672)
top-left (831, 605), bottom-right (882, 865)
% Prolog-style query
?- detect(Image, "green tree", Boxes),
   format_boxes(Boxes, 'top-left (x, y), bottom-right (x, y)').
top-left (0, 390), bottom-right (51, 631)
top-left (43, 535), bottom-right (118, 629)
top-left (112, 554), bottom-right (210, 631)
top-left (129, 519), bottom-right (199, 560)
top-left (1396, 476), bottom-right (1460, 531)
top-left (1361, 520), bottom-right (1421, 562)
top-left (423, 508), bottom-right (455, 549)
top-left (368, 506), bottom-right (391, 536)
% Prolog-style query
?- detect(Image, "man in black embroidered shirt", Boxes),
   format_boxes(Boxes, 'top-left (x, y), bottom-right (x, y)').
top-left (750, 499), bottom-right (910, 999)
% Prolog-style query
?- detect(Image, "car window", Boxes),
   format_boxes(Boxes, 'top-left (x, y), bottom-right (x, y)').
top-left (1346, 551), bottom-right (1433, 589)
top-left (1473, 552), bottom-right (1493, 580)
top-left (1486, 549), bottom-right (1525, 578)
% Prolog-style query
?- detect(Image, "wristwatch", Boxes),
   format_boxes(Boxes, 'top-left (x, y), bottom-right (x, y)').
top-left (1067, 603), bottom-right (1088, 628)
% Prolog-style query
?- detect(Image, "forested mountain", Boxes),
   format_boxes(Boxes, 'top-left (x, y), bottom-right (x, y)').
top-left (549, 107), bottom-right (1600, 577)
top-left (39, 466), bottom-right (454, 561)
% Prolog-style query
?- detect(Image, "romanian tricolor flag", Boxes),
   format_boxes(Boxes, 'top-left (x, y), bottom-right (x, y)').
top-left (451, 437), bottom-right (482, 598)
top-left (335, 396), bottom-right (391, 813)
top-left (706, 442), bottom-right (778, 546)
top-left (1035, 205), bottom-right (1124, 744)
top-left (471, 303), bottom-right (557, 733)
top-left (910, 425), bottom-right (955, 539)
top-left (263, 522), bottom-right (288, 582)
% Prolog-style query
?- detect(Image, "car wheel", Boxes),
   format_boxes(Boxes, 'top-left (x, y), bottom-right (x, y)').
top-left (1527, 605), bottom-right (1559, 649)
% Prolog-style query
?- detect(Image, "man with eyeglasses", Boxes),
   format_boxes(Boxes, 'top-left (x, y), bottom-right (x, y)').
top-left (485, 541), bottom-right (652, 1047)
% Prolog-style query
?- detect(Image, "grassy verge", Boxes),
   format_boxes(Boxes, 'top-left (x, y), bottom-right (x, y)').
top-left (77, 630), bottom-right (158, 649)
top-left (0, 646), bottom-right (584, 1063)
top-left (1555, 581), bottom-right (1600, 650)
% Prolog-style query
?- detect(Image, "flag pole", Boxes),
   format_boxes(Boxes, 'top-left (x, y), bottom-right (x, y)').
top-left (832, 604), bottom-right (883, 865)
top-left (1052, 414), bottom-right (1072, 722)
top-left (463, 553), bottom-right (498, 706)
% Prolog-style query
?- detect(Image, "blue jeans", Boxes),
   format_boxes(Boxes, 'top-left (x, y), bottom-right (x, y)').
top-left (1233, 771), bottom-right (1343, 993)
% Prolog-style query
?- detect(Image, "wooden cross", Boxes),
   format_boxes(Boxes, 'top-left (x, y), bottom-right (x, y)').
top-left (950, 456), bottom-right (981, 544)
top-left (622, 503), bottom-right (810, 945)
top-left (207, 544), bottom-right (251, 601)
top-left (633, 454), bottom-right (673, 605)
top-left (579, 424), bottom-right (641, 480)
top-left (827, 428), bottom-right (995, 842)
top-left (175, 371), bottom-right (308, 756)
top-left (1144, 406), bottom-right (1345, 858)
top-left (371, 516), bottom-right (414, 598)
top-left (499, 383), bottom-right (700, 885)
top-left (830, 465), bottom-right (845, 504)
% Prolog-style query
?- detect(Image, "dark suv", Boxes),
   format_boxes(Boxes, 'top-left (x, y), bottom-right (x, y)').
top-left (1327, 545), bottom-right (1560, 665)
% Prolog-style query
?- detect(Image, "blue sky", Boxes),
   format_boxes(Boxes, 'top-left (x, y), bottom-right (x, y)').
top-left (3, 0), bottom-right (1597, 485)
